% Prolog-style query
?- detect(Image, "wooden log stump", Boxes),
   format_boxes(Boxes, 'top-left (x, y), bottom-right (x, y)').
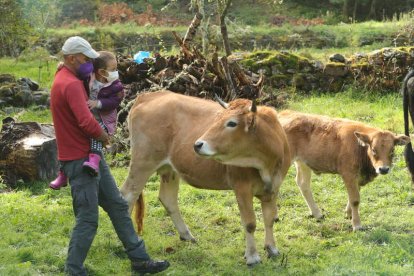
top-left (0, 118), bottom-right (58, 186)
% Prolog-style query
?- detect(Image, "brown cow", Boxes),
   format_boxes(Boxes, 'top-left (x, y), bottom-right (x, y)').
top-left (278, 110), bottom-right (410, 231)
top-left (121, 91), bottom-right (291, 265)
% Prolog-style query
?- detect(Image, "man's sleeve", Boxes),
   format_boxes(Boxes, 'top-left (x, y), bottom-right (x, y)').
top-left (65, 81), bottom-right (103, 139)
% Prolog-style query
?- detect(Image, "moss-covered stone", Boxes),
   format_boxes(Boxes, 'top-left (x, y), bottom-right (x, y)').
top-left (240, 50), bottom-right (312, 76)
top-left (323, 62), bottom-right (349, 77)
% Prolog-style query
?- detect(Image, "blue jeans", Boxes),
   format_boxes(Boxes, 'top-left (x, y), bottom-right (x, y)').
top-left (62, 154), bottom-right (149, 275)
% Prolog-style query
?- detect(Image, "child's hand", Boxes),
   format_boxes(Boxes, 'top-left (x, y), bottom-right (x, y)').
top-left (87, 100), bottom-right (99, 109)
top-left (57, 62), bottom-right (64, 70)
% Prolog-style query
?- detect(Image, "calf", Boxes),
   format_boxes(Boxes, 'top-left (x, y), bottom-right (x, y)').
top-left (278, 110), bottom-right (409, 231)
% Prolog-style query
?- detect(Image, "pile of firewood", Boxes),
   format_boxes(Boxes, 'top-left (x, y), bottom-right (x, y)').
top-left (115, 13), bottom-right (265, 126)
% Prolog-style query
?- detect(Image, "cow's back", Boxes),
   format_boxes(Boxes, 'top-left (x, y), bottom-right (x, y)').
top-left (278, 110), bottom-right (376, 174)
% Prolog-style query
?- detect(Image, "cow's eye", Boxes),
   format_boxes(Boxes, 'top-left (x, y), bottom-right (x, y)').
top-left (226, 121), bottom-right (237, 128)
top-left (372, 148), bottom-right (377, 156)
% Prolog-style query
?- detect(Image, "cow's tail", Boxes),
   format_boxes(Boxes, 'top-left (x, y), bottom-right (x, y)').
top-left (134, 193), bottom-right (145, 235)
top-left (402, 70), bottom-right (414, 182)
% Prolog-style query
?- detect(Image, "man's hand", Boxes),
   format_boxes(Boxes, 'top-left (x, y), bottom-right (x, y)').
top-left (96, 130), bottom-right (109, 145)
top-left (88, 100), bottom-right (99, 110)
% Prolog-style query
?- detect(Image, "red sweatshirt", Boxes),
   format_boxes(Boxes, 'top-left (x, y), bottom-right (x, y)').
top-left (50, 66), bottom-right (103, 161)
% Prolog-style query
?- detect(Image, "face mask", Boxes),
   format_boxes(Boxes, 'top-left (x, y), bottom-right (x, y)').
top-left (76, 60), bottom-right (94, 80)
top-left (104, 70), bottom-right (119, 83)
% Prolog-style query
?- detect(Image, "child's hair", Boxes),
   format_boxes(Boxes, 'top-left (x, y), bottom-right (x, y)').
top-left (93, 51), bottom-right (116, 71)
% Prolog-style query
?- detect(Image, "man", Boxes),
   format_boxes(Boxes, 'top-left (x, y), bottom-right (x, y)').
top-left (50, 36), bottom-right (170, 275)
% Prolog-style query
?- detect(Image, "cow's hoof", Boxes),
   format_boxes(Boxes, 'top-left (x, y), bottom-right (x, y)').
top-left (315, 214), bottom-right (325, 222)
top-left (352, 225), bottom-right (366, 232)
top-left (245, 253), bottom-right (261, 266)
top-left (265, 245), bottom-right (280, 258)
top-left (179, 232), bottom-right (197, 243)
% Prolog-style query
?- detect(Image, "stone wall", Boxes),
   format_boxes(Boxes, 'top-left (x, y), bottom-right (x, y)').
top-left (0, 74), bottom-right (49, 107)
top-left (239, 46), bottom-right (414, 93)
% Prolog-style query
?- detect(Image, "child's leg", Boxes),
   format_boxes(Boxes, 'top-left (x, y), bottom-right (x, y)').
top-left (83, 122), bottom-right (106, 176)
top-left (49, 166), bottom-right (68, 190)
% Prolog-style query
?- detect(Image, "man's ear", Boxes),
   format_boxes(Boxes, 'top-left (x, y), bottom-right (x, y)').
top-left (354, 131), bottom-right (370, 146)
top-left (394, 134), bottom-right (410, 146)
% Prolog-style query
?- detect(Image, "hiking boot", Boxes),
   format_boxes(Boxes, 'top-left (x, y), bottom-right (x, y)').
top-left (49, 171), bottom-right (68, 190)
top-left (131, 259), bottom-right (170, 275)
top-left (83, 153), bottom-right (101, 176)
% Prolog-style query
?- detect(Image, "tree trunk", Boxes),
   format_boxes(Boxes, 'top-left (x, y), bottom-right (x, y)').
top-left (183, 12), bottom-right (203, 51)
top-left (353, 0), bottom-right (358, 22)
top-left (199, 0), bottom-right (209, 56)
top-left (0, 119), bottom-right (59, 186)
top-left (343, 0), bottom-right (350, 22)
top-left (219, 0), bottom-right (232, 57)
top-left (369, 0), bottom-right (377, 20)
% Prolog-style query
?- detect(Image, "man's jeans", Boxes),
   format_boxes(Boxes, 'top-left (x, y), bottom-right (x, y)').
top-left (62, 155), bottom-right (150, 275)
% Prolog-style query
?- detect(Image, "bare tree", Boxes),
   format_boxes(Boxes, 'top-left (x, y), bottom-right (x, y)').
top-left (217, 0), bottom-right (232, 57)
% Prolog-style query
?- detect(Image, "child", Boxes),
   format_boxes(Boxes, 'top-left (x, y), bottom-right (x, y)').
top-left (50, 51), bottom-right (124, 189)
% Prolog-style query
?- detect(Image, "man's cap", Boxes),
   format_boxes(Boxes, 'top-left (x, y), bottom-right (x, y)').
top-left (62, 36), bottom-right (99, 59)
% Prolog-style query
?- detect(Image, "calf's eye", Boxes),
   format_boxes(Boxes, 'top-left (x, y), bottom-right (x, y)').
top-left (226, 121), bottom-right (237, 128)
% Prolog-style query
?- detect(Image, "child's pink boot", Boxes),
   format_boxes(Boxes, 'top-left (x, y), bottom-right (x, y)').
top-left (49, 171), bottom-right (68, 190)
top-left (83, 153), bottom-right (101, 176)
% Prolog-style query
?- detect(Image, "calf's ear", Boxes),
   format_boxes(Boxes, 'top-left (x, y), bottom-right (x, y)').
top-left (394, 134), bottom-right (410, 146)
top-left (354, 131), bottom-right (370, 146)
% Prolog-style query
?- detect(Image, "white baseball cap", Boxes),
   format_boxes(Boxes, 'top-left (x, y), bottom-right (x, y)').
top-left (62, 36), bottom-right (99, 58)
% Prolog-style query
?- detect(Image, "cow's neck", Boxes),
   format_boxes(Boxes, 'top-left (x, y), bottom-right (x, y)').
top-left (258, 159), bottom-right (281, 193)
top-left (358, 145), bottom-right (377, 186)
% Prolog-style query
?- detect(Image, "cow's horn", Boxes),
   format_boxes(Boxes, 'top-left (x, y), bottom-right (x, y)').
top-left (214, 94), bottom-right (229, 109)
top-left (250, 99), bottom-right (257, 113)
top-left (254, 73), bottom-right (264, 87)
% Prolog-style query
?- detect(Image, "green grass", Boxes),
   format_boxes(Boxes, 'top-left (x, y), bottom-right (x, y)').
top-left (0, 58), bottom-right (59, 89)
top-left (47, 23), bottom-right (188, 37)
top-left (1, 89), bottom-right (413, 275)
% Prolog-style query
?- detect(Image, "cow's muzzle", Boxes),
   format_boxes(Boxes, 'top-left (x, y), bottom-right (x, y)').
top-left (194, 140), bottom-right (204, 153)
top-left (194, 140), bottom-right (216, 156)
top-left (378, 166), bottom-right (390, 175)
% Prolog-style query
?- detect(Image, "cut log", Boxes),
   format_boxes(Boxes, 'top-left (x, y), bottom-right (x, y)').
top-left (0, 118), bottom-right (58, 186)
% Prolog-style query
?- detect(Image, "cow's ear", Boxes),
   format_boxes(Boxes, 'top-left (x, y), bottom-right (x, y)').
top-left (245, 113), bottom-right (256, 132)
top-left (354, 131), bottom-right (370, 146)
top-left (394, 134), bottom-right (410, 145)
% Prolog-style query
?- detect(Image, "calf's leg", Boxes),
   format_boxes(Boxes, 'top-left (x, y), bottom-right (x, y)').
top-left (260, 194), bottom-right (279, 258)
top-left (120, 151), bottom-right (160, 214)
top-left (342, 174), bottom-right (362, 231)
top-left (295, 161), bottom-right (323, 219)
top-left (158, 171), bottom-right (195, 242)
top-left (234, 185), bottom-right (260, 265)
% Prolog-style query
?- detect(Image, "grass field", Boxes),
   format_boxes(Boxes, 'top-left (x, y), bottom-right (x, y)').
top-left (1, 89), bottom-right (413, 275)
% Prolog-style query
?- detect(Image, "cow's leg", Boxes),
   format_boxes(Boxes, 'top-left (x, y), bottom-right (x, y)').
top-left (158, 171), bottom-right (196, 242)
top-left (234, 187), bottom-right (260, 266)
top-left (120, 153), bottom-right (159, 214)
top-left (345, 200), bottom-right (352, 219)
top-left (342, 174), bottom-right (362, 231)
top-left (295, 161), bottom-right (323, 219)
top-left (260, 194), bottom-right (280, 258)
